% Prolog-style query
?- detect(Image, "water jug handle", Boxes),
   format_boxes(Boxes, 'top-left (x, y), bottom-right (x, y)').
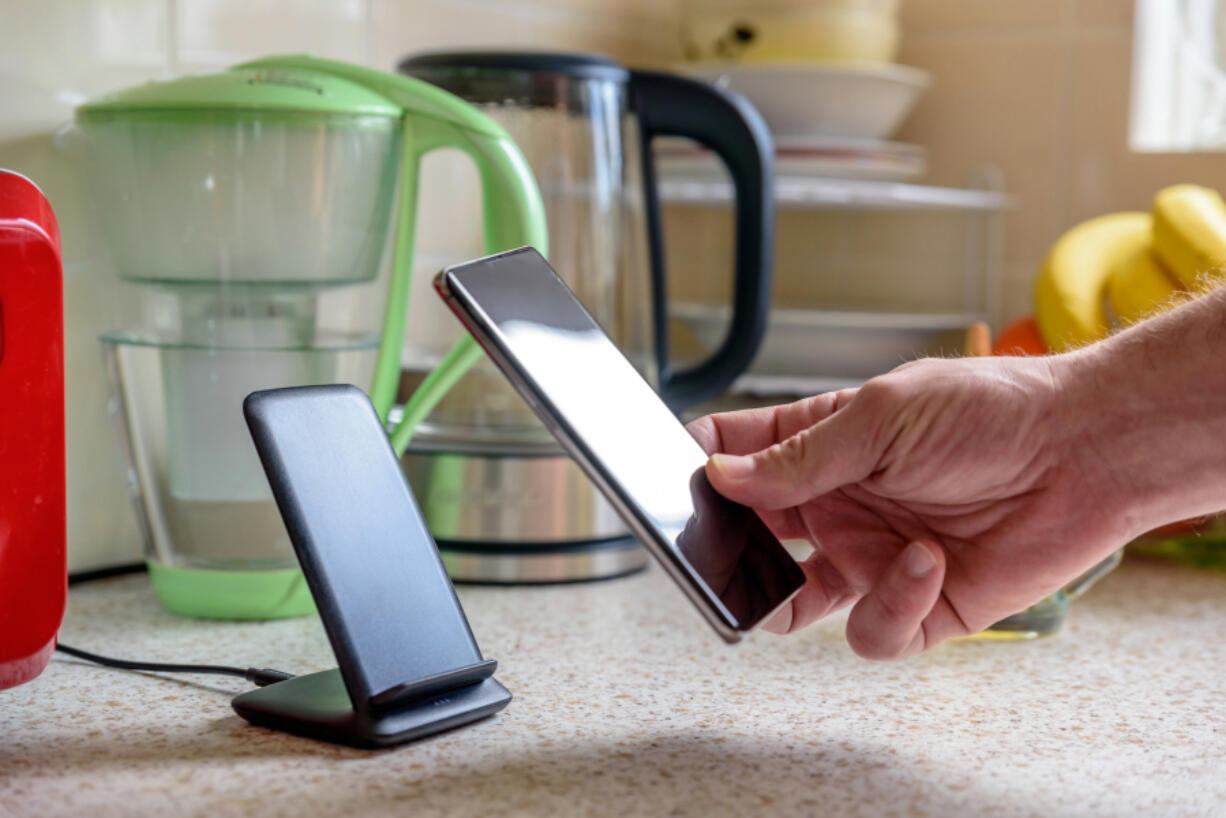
top-left (381, 124), bottom-right (549, 455)
top-left (237, 55), bottom-right (548, 439)
top-left (630, 70), bottom-right (775, 412)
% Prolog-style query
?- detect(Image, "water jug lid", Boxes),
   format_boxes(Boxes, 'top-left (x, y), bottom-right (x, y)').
top-left (77, 67), bottom-right (400, 121)
top-left (398, 51), bottom-right (629, 84)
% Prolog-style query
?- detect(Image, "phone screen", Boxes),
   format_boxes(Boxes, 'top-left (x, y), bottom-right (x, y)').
top-left (438, 249), bottom-right (805, 637)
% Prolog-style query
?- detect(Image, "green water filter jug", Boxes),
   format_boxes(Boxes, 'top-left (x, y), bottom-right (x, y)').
top-left (75, 55), bottom-right (546, 619)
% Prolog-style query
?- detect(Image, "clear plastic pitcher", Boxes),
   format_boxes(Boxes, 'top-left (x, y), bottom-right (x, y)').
top-left (76, 56), bottom-right (547, 617)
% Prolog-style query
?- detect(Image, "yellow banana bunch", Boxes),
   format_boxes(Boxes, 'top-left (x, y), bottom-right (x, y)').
top-left (1034, 212), bottom-right (1150, 351)
top-left (1034, 184), bottom-right (1226, 351)
top-left (1105, 242), bottom-right (1180, 327)
top-left (1153, 184), bottom-right (1226, 288)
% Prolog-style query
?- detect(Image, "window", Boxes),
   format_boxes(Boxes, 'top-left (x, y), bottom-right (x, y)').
top-left (1131, 0), bottom-right (1226, 151)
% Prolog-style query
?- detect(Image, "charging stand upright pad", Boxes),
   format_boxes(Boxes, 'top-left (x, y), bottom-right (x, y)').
top-left (232, 385), bottom-right (511, 749)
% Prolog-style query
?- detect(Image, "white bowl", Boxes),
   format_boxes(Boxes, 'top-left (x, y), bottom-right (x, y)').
top-left (684, 62), bottom-right (930, 139)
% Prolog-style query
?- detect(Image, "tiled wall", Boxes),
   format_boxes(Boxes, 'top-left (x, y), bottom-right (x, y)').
top-left (0, 0), bottom-right (674, 570)
top-left (896, 0), bottom-right (1226, 322)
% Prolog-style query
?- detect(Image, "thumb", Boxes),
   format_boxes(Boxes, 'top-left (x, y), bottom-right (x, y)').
top-left (705, 400), bottom-right (880, 509)
top-left (845, 540), bottom-right (945, 660)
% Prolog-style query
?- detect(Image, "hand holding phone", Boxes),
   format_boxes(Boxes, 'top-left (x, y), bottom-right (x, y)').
top-left (434, 247), bottom-right (804, 642)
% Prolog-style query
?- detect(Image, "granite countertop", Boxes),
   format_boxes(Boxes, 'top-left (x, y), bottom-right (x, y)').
top-left (2, 557), bottom-right (1224, 818)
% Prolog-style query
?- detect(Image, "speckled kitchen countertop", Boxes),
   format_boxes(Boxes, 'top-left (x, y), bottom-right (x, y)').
top-left (1, 557), bottom-right (1224, 818)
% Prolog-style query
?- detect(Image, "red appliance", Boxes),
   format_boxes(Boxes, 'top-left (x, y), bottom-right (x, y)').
top-left (0, 170), bottom-right (66, 690)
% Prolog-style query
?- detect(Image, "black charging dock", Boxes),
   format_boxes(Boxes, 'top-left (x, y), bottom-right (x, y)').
top-left (232, 385), bottom-right (511, 749)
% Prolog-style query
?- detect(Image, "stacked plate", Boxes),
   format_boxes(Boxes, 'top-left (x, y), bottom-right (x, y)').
top-left (655, 134), bottom-right (926, 182)
top-left (672, 4), bottom-right (942, 401)
top-left (670, 303), bottom-right (968, 397)
top-left (674, 61), bottom-right (931, 183)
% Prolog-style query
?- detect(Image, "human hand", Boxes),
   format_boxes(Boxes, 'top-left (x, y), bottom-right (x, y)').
top-left (687, 355), bottom-right (1134, 659)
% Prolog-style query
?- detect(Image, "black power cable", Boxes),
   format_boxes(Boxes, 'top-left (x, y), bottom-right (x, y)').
top-left (66, 561), bottom-right (147, 586)
top-left (56, 563), bottom-right (295, 687)
top-left (54, 643), bottom-right (293, 686)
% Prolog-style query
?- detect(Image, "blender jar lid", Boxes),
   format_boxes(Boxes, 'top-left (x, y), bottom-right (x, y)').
top-left (76, 68), bottom-right (401, 121)
top-left (398, 51), bottom-right (630, 83)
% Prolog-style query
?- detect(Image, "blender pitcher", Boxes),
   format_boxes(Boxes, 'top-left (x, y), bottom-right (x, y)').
top-left (75, 55), bottom-right (546, 618)
top-left (397, 52), bottom-right (774, 582)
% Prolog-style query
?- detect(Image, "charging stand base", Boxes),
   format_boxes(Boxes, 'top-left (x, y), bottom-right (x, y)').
top-left (232, 668), bottom-right (511, 749)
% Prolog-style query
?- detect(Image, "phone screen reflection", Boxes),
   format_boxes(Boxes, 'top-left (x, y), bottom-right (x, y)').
top-left (448, 252), bottom-right (804, 631)
top-left (670, 468), bottom-right (803, 628)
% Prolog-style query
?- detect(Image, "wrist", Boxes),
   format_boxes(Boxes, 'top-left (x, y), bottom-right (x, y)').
top-left (1040, 349), bottom-right (1146, 543)
top-left (1051, 296), bottom-right (1226, 535)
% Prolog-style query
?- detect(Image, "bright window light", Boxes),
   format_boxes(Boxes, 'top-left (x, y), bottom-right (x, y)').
top-left (1131, 0), bottom-right (1226, 151)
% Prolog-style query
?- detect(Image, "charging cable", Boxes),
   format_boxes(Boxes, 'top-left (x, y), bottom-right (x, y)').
top-left (55, 642), bottom-right (293, 686)
top-left (56, 563), bottom-right (295, 688)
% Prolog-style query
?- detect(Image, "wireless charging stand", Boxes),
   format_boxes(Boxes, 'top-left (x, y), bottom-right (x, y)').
top-left (231, 385), bottom-right (512, 749)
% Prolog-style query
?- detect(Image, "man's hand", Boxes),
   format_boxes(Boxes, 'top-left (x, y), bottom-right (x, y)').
top-left (687, 355), bottom-right (1135, 659)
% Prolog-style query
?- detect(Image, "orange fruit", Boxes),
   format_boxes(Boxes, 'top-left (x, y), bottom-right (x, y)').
top-left (993, 316), bottom-right (1049, 356)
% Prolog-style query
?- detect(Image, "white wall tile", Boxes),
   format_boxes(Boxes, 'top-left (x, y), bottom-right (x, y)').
top-left (900, 0), bottom-right (1066, 36)
top-left (371, 0), bottom-right (678, 71)
top-left (174, 0), bottom-right (370, 71)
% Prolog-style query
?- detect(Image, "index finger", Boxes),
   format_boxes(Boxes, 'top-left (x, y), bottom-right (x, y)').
top-left (686, 389), bottom-right (858, 456)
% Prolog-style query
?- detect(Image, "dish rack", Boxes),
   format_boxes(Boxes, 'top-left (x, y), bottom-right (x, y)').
top-left (663, 166), bottom-right (1011, 402)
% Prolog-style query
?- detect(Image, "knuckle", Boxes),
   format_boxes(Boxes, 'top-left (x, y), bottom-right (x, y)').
top-left (770, 428), bottom-right (814, 471)
top-left (857, 375), bottom-right (908, 409)
top-left (830, 388), bottom-right (858, 411)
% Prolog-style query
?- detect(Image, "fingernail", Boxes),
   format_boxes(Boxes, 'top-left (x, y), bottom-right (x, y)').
top-left (710, 453), bottom-right (754, 480)
top-left (903, 541), bottom-right (935, 578)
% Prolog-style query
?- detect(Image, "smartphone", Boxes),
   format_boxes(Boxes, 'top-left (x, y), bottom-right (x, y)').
top-left (434, 247), bottom-right (805, 643)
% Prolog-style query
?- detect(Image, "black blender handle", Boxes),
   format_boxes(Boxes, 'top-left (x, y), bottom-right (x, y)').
top-left (630, 69), bottom-right (775, 412)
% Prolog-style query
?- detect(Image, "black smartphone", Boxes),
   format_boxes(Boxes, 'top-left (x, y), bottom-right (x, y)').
top-left (434, 247), bottom-right (805, 643)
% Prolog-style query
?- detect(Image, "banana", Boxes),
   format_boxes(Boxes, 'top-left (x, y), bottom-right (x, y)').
top-left (1034, 212), bottom-right (1150, 351)
top-left (1105, 242), bottom-right (1183, 326)
top-left (1152, 184), bottom-right (1226, 288)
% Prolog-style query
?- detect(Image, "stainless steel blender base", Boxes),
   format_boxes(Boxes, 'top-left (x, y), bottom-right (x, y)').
top-left (438, 538), bottom-right (648, 584)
